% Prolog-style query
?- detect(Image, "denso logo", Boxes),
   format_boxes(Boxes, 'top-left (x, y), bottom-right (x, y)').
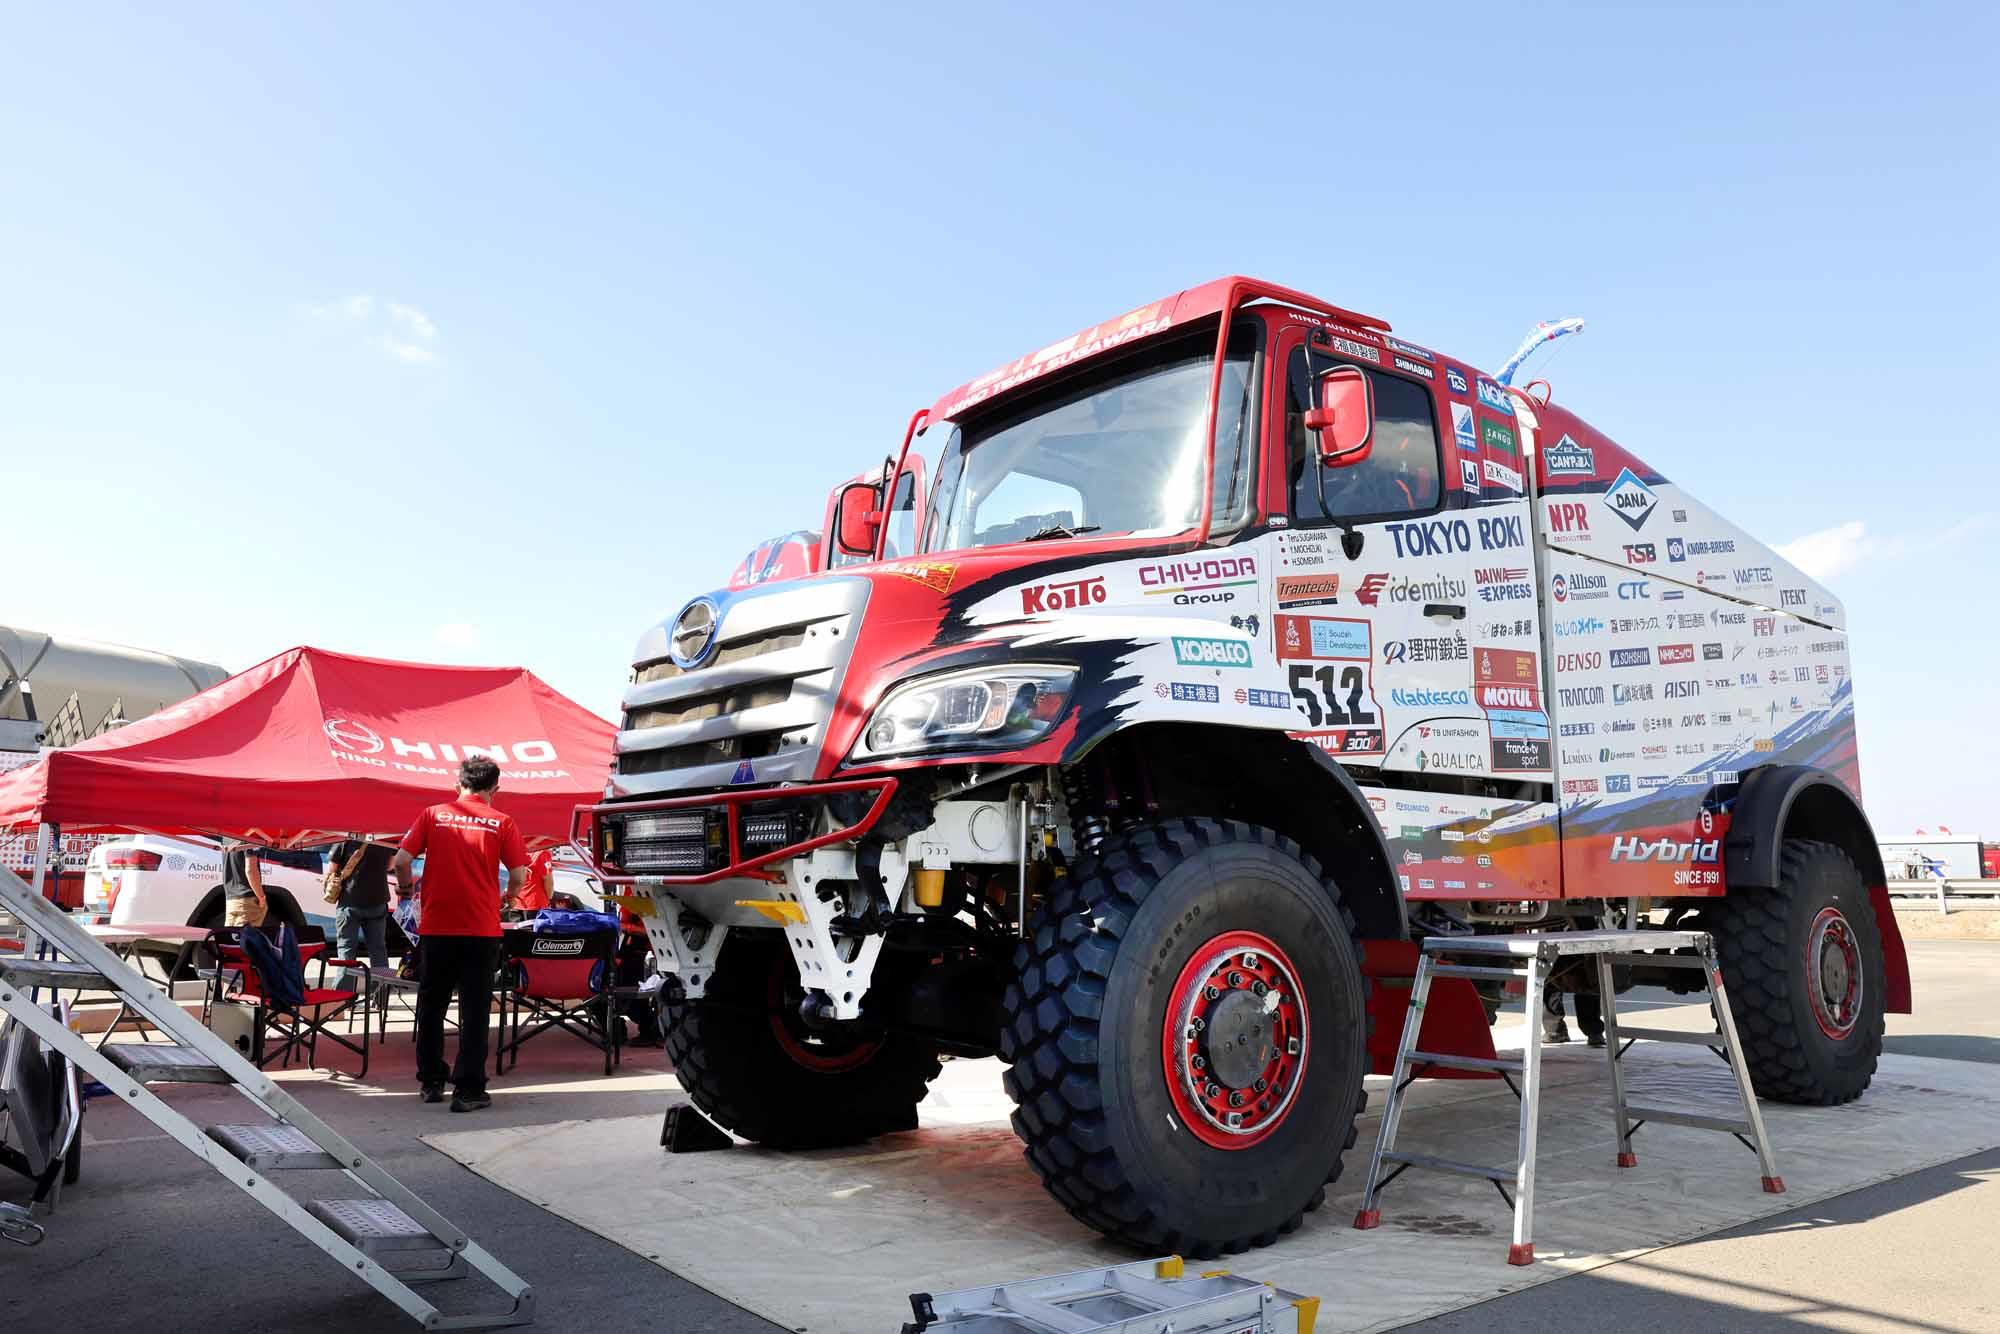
top-left (1555, 651), bottom-right (1603, 672)
top-left (1172, 637), bottom-right (1252, 668)
top-left (1391, 688), bottom-right (1472, 708)
top-left (1658, 644), bottom-right (1696, 665)
top-left (1547, 501), bottom-right (1590, 534)
top-left (1020, 576), bottom-right (1107, 614)
top-left (1388, 519), bottom-right (1472, 558)
top-left (1611, 835), bottom-right (1719, 864)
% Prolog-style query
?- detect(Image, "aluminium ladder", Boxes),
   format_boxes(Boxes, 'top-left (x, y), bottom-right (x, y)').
top-left (902, 1254), bottom-right (1320, 1334)
top-left (0, 863), bottom-right (534, 1328)
top-left (1353, 928), bottom-right (1782, 1265)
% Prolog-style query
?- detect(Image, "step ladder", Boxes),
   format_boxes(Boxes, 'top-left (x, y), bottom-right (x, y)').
top-left (0, 863), bottom-right (534, 1327)
top-left (902, 1255), bottom-right (1320, 1334)
top-left (1353, 928), bottom-right (1781, 1266)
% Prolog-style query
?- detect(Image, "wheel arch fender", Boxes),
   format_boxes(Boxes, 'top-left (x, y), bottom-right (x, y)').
top-left (186, 885), bottom-right (227, 927)
top-left (1726, 764), bottom-right (1909, 1013)
top-left (1073, 721), bottom-right (1407, 941)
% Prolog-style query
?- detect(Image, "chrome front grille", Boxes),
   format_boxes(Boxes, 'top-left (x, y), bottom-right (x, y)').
top-left (611, 578), bottom-right (868, 798)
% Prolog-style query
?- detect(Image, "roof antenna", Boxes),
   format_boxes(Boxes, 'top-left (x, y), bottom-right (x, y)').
top-left (1495, 317), bottom-right (1585, 387)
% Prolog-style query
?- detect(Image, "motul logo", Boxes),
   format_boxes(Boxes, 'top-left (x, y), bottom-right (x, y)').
top-left (1610, 835), bottom-right (1719, 864)
top-left (1020, 576), bottom-right (1107, 614)
top-left (1479, 684), bottom-right (1538, 709)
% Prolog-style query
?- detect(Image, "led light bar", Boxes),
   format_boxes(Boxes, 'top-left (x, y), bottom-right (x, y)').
top-left (623, 812), bottom-right (709, 841)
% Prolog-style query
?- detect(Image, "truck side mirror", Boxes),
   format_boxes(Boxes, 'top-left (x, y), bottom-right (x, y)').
top-left (833, 481), bottom-right (883, 558)
top-left (1304, 365), bottom-right (1373, 467)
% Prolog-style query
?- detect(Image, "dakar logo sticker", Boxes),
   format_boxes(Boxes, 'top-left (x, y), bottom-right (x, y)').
top-left (882, 561), bottom-right (958, 593)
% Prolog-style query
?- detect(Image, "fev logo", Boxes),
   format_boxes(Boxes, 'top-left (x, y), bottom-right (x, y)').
top-left (1475, 378), bottom-right (1513, 416)
top-left (1602, 467), bottom-right (1659, 531)
top-left (1450, 401), bottom-right (1478, 451)
top-left (1172, 637), bottom-right (1253, 669)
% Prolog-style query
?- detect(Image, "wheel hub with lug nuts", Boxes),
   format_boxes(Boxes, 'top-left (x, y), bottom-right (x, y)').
top-left (1162, 930), bottom-right (1309, 1150)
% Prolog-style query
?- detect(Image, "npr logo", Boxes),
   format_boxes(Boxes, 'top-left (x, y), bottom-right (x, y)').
top-left (1547, 502), bottom-right (1590, 534)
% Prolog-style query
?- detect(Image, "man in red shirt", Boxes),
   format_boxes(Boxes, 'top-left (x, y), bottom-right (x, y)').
top-left (515, 846), bottom-right (554, 914)
top-left (395, 756), bottom-right (527, 1113)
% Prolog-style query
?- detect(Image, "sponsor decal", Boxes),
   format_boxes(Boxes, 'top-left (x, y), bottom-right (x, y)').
top-left (1460, 458), bottom-right (1481, 491)
top-left (1617, 580), bottom-right (1650, 600)
top-left (1661, 588), bottom-right (1684, 601)
top-left (1658, 643), bottom-right (1696, 665)
top-left (1139, 554), bottom-right (1258, 606)
top-left (1667, 537), bottom-right (1686, 562)
top-left (1387, 517), bottom-right (1473, 558)
top-left (1332, 335), bottom-right (1381, 363)
top-left (1173, 636), bottom-right (1253, 668)
top-left (1602, 467), bottom-right (1659, 531)
top-left (881, 560), bottom-right (959, 592)
top-left (1354, 572), bottom-right (1390, 606)
top-left (1450, 401), bottom-right (1478, 451)
top-left (1562, 777), bottom-right (1601, 795)
top-left (1555, 616), bottom-right (1605, 637)
top-left (324, 719), bottom-right (560, 769)
top-left (1733, 565), bottom-right (1774, 586)
top-left (1237, 686), bottom-right (1291, 709)
top-left (1445, 367), bottom-right (1470, 393)
top-left (1381, 635), bottom-right (1469, 664)
top-left (1020, 575), bottom-right (1108, 614)
top-left (1274, 573), bottom-right (1340, 609)
top-left (1481, 420), bottom-right (1517, 455)
top-left (1780, 587), bottom-right (1808, 608)
top-left (1155, 681), bottom-right (1221, 704)
top-left (1476, 378), bottom-right (1514, 416)
top-left (532, 938), bottom-right (587, 956)
top-left (1385, 335), bottom-right (1434, 363)
top-left (730, 759), bottom-right (757, 784)
top-left (1543, 434), bottom-right (1594, 477)
top-left (1392, 687), bottom-right (1473, 708)
top-left (1605, 774), bottom-right (1632, 793)
top-left (1477, 515), bottom-right (1525, 549)
top-left (1393, 355), bottom-right (1435, 380)
top-left (1664, 679), bottom-right (1700, 699)
top-left (1483, 458), bottom-right (1524, 492)
top-left (1475, 566), bottom-right (1532, 603)
top-left (1624, 543), bottom-right (1657, 564)
top-left (1547, 501), bottom-right (1590, 534)
top-left (1555, 651), bottom-right (1603, 672)
top-left (1753, 616), bottom-right (1776, 637)
top-left (1611, 835), bottom-right (1719, 865)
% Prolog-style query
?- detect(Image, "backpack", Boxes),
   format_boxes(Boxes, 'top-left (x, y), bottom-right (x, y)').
top-left (239, 923), bottom-right (306, 1009)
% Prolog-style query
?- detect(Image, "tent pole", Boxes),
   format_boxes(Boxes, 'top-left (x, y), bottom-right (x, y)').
top-left (22, 821), bottom-right (56, 955)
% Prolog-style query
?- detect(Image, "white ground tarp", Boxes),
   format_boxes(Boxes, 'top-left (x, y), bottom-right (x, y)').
top-left (426, 1017), bottom-right (2000, 1334)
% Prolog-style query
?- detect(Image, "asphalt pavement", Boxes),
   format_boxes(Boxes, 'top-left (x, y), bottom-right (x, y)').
top-left (9, 938), bottom-right (1996, 1332)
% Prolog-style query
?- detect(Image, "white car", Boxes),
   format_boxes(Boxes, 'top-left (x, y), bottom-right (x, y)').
top-left (83, 835), bottom-right (328, 931)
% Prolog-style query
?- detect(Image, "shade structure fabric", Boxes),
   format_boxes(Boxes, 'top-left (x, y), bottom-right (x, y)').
top-left (0, 646), bottom-right (614, 849)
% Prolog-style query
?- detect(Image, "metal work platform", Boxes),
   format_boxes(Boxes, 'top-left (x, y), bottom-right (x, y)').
top-left (1354, 928), bottom-right (1782, 1265)
top-left (902, 1254), bottom-right (1320, 1333)
top-left (0, 860), bottom-right (534, 1326)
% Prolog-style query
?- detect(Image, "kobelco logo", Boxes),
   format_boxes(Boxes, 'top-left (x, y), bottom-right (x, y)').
top-left (324, 719), bottom-right (384, 754)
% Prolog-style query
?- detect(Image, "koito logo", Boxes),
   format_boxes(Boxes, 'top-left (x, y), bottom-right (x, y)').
top-left (1020, 576), bottom-right (1107, 614)
top-left (324, 718), bottom-right (384, 754)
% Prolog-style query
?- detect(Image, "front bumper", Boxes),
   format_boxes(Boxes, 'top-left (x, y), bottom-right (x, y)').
top-left (573, 778), bottom-right (898, 886)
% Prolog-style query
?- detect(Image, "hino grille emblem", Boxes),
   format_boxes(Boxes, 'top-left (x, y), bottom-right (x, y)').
top-left (669, 597), bottom-right (720, 669)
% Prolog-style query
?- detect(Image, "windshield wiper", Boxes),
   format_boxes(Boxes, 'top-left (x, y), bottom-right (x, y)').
top-left (1024, 524), bottom-right (1101, 542)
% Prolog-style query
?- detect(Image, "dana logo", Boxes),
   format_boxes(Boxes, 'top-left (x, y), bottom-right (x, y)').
top-left (1543, 434), bottom-right (1594, 477)
top-left (1450, 401), bottom-right (1478, 450)
top-left (1547, 501), bottom-right (1590, 534)
top-left (1611, 834), bottom-right (1720, 864)
top-left (1602, 467), bottom-right (1659, 531)
top-left (1391, 688), bottom-right (1472, 708)
top-left (1658, 643), bottom-right (1696, 665)
top-left (1020, 575), bottom-right (1107, 614)
top-left (1610, 648), bottom-right (1651, 668)
top-left (1172, 637), bottom-right (1253, 668)
top-left (1475, 378), bottom-right (1514, 416)
top-left (324, 718), bottom-right (557, 766)
top-left (1445, 366), bottom-right (1470, 394)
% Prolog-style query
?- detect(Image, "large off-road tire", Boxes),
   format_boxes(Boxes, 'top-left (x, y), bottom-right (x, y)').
top-left (661, 934), bottom-right (941, 1148)
top-left (1707, 839), bottom-right (1884, 1105)
top-left (1000, 819), bottom-right (1368, 1256)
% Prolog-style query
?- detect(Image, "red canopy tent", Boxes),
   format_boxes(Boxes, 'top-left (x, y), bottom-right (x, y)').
top-left (0, 647), bottom-right (615, 850)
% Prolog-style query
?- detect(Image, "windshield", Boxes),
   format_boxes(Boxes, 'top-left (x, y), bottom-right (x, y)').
top-left (919, 325), bottom-right (1257, 554)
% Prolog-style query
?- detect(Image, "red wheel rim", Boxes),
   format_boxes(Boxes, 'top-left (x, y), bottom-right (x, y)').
top-left (1805, 906), bottom-right (1863, 1040)
top-left (1161, 930), bottom-right (1308, 1150)
top-left (766, 960), bottom-right (881, 1073)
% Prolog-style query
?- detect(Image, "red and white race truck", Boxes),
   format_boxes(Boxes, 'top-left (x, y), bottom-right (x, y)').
top-left (581, 277), bottom-right (1903, 1255)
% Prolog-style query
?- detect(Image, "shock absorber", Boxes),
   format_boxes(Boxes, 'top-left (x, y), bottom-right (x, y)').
top-left (1060, 764), bottom-right (1109, 855)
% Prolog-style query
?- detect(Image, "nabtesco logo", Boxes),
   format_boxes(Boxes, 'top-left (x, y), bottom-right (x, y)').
top-left (1391, 688), bottom-right (1472, 708)
top-left (1172, 637), bottom-right (1253, 669)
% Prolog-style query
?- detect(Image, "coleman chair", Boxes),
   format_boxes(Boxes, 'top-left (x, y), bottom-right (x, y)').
top-left (495, 928), bottom-right (621, 1077)
top-left (203, 925), bottom-right (371, 1076)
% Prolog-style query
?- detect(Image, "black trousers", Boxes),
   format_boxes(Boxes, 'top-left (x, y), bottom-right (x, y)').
top-left (416, 935), bottom-right (501, 1094)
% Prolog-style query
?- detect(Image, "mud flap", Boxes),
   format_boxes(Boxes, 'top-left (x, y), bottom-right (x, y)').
top-left (1360, 939), bottom-right (1500, 1078)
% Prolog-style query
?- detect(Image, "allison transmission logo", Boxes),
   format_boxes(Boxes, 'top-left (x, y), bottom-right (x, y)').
top-left (323, 718), bottom-right (562, 773)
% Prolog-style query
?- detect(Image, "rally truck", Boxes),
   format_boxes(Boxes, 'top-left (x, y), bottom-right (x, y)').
top-left (579, 277), bottom-right (1904, 1255)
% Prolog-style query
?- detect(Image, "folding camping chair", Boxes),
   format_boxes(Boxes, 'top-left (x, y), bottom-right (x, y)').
top-left (203, 926), bottom-right (372, 1076)
top-left (494, 928), bottom-right (621, 1076)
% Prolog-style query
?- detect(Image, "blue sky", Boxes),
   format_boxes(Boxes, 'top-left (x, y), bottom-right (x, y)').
top-left (6, 3), bottom-right (1995, 834)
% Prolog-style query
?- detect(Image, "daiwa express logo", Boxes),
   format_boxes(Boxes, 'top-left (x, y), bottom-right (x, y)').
top-left (1172, 636), bottom-right (1253, 669)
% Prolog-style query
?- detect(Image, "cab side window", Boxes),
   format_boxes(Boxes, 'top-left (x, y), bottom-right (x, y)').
top-left (1286, 346), bottom-right (1441, 524)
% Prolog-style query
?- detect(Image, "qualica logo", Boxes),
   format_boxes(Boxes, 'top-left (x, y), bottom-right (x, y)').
top-left (322, 719), bottom-right (557, 764)
top-left (1019, 575), bottom-right (1107, 614)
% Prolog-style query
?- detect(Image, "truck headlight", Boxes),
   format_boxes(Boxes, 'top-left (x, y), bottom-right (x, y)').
top-left (853, 665), bottom-right (1077, 760)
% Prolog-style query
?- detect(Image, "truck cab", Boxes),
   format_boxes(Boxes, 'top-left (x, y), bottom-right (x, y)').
top-left (584, 277), bottom-right (1904, 1255)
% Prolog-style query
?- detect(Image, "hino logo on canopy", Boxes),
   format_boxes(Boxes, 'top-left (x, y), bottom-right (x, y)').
top-left (323, 718), bottom-right (557, 765)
